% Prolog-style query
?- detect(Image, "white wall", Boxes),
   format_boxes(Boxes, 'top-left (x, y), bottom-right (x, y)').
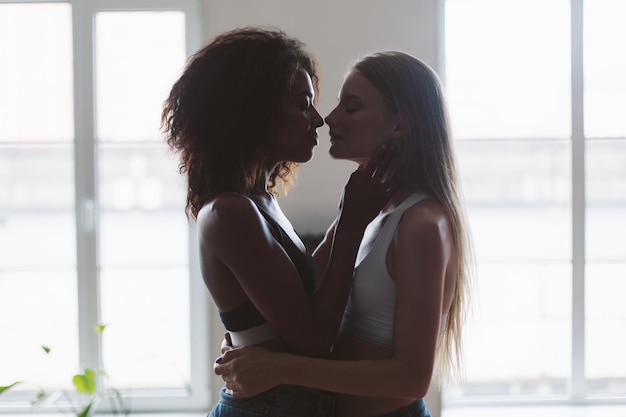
top-left (201, 0), bottom-right (441, 234)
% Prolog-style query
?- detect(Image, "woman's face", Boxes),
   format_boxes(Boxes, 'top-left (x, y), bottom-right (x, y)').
top-left (326, 70), bottom-right (402, 165)
top-left (269, 69), bottom-right (324, 164)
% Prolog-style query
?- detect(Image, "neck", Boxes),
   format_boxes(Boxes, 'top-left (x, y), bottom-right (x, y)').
top-left (382, 187), bottom-right (414, 213)
top-left (247, 187), bottom-right (275, 206)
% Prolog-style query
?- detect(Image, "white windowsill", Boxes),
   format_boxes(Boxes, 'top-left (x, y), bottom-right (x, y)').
top-left (0, 413), bottom-right (207, 417)
top-left (442, 404), bottom-right (626, 417)
top-left (5, 406), bottom-right (626, 417)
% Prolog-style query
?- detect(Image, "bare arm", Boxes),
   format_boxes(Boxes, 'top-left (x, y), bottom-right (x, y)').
top-left (215, 201), bottom-right (453, 397)
top-left (311, 220), bottom-right (336, 285)
top-left (203, 148), bottom-right (396, 358)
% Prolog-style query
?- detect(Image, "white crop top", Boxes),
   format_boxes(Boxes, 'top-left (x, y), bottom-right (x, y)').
top-left (340, 192), bottom-right (447, 348)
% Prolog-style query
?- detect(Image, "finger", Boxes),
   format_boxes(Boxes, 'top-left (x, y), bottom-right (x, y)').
top-left (225, 380), bottom-right (242, 396)
top-left (372, 145), bottom-right (400, 184)
top-left (214, 360), bottom-right (226, 375)
top-left (368, 143), bottom-right (395, 181)
top-left (220, 347), bottom-right (245, 363)
top-left (371, 154), bottom-right (390, 183)
top-left (374, 142), bottom-right (399, 182)
top-left (361, 147), bottom-right (384, 178)
top-left (214, 352), bottom-right (238, 375)
top-left (380, 154), bottom-right (399, 184)
top-left (228, 388), bottom-right (244, 398)
top-left (225, 332), bottom-right (233, 347)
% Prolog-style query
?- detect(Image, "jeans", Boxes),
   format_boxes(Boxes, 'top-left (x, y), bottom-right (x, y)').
top-left (210, 385), bottom-right (335, 417)
top-left (373, 398), bottom-right (432, 417)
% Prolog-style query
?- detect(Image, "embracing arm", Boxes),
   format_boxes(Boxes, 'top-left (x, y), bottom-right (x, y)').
top-left (215, 201), bottom-right (453, 397)
top-left (221, 351), bottom-right (430, 399)
top-left (203, 148), bottom-right (396, 358)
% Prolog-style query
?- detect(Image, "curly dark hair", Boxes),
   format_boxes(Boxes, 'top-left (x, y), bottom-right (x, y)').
top-left (162, 27), bottom-right (318, 219)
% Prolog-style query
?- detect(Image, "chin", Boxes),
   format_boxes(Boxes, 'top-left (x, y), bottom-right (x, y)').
top-left (295, 150), bottom-right (315, 163)
top-left (329, 147), bottom-right (364, 163)
top-left (328, 146), bottom-right (343, 160)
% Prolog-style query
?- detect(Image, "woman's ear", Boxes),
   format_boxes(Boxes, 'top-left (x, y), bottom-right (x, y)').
top-left (390, 112), bottom-right (409, 139)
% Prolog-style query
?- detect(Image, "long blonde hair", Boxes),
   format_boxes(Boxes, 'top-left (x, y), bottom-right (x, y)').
top-left (354, 51), bottom-right (473, 382)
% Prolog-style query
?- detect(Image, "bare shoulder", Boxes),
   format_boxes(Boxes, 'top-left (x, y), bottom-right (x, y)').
top-left (196, 192), bottom-right (260, 239)
top-left (396, 198), bottom-right (452, 244)
top-left (390, 198), bottom-right (454, 283)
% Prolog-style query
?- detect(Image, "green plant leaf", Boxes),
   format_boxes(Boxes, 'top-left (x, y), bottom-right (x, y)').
top-left (94, 323), bottom-right (107, 334)
top-left (41, 345), bottom-right (51, 354)
top-left (77, 402), bottom-right (93, 417)
top-left (73, 369), bottom-right (97, 395)
top-left (0, 382), bottom-right (20, 395)
top-left (110, 388), bottom-right (128, 415)
top-left (31, 390), bottom-right (50, 406)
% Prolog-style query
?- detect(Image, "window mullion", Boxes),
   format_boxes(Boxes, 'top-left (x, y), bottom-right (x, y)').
top-left (72, 1), bottom-right (102, 375)
top-left (570, 0), bottom-right (586, 401)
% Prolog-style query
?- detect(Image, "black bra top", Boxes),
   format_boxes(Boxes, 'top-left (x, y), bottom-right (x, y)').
top-left (219, 194), bottom-right (317, 332)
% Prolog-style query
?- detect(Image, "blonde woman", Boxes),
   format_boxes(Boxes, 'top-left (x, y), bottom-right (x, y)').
top-left (215, 51), bottom-right (473, 417)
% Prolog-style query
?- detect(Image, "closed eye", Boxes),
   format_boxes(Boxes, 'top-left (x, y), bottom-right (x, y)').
top-left (340, 95), bottom-right (362, 114)
top-left (300, 97), bottom-right (312, 112)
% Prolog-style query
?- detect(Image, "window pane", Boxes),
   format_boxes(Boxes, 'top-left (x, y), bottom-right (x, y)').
top-left (95, 11), bottom-right (186, 142)
top-left (0, 2), bottom-right (76, 394)
top-left (99, 145), bottom-right (189, 391)
top-left (586, 263), bottom-right (626, 397)
top-left (0, 3), bottom-right (73, 142)
top-left (587, 139), bottom-right (626, 260)
top-left (0, 147), bottom-right (76, 268)
top-left (584, 0), bottom-right (626, 138)
top-left (98, 144), bottom-right (187, 271)
top-left (0, 146), bottom-right (77, 390)
top-left (457, 263), bottom-right (571, 398)
top-left (95, 10), bottom-right (189, 390)
top-left (448, 140), bottom-right (572, 399)
top-left (586, 139), bottom-right (626, 396)
top-left (445, 0), bottom-right (571, 139)
top-left (100, 268), bottom-right (190, 389)
top-left (459, 141), bottom-right (571, 260)
top-left (0, 271), bottom-right (78, 391)
top-left (0, 151), bottom-right (78, 390)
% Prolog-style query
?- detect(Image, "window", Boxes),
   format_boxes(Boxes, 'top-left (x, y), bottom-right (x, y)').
top-left (0, 0), bottom-right (208, 412)
top-left (443, 0), bottom-right (626, 405)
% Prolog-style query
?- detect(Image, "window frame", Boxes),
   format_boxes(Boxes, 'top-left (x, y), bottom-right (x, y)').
top-left (0, 0), bottom-right (209, 412)
top-left (439, 0), bottom-right (626, 408)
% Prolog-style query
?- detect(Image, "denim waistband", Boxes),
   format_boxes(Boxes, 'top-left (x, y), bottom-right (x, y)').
top-left (373, 398), bottom-right (431, 417)
top-left (215, 384), bottom-right (335, 417)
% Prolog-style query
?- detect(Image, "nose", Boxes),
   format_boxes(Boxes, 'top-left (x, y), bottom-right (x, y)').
top-left (312, 106), bottom-right (324, 128)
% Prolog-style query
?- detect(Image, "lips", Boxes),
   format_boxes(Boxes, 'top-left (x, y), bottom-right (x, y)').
top-left (329, 131), bottom-right (344, 141)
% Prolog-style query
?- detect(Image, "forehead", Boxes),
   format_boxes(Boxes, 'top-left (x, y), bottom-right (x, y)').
top-left (338, 70), bottom-right (379, 100)
top-left (289, 69), bottom-right (315, 97)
